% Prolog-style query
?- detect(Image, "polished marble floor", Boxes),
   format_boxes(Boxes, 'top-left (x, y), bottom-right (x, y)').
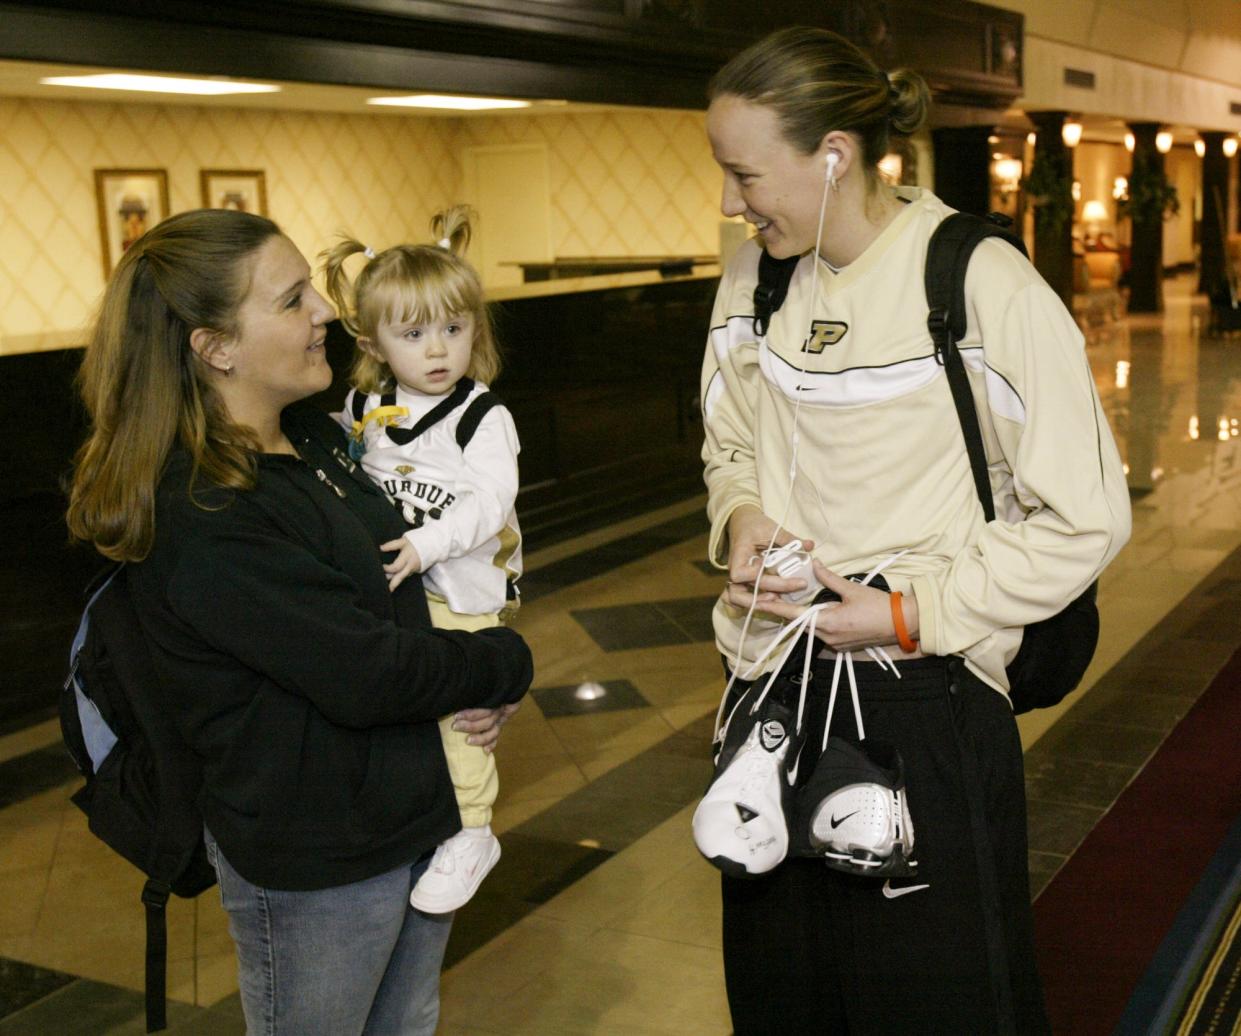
top-left (3, 276), bottom-right (1241, 1033)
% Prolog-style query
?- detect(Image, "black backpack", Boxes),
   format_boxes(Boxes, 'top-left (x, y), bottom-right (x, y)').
top-left (752, 211), bottom-right (1100, 714)
top-left (60, 564), bottom-right (215, 1033)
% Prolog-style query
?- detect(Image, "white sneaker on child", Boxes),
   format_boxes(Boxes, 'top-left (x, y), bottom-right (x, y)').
top-left (409, 825), bottom-right (501, 914)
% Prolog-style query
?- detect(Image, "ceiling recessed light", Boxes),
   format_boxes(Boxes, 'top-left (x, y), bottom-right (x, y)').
top-left (367, 94), bottom-right (531, 111)
top-left (40, 73), bottom-right (280, 96)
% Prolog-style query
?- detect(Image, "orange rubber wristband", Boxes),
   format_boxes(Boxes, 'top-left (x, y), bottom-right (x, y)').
top-left (890, 590), bottom-right (918, 654)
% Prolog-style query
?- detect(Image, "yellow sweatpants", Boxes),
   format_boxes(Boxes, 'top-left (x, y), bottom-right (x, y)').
top-left (427, 596), bottom-right (500, 828)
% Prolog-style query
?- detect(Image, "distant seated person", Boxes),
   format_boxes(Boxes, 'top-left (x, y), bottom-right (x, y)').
top-left (1087, 231), bottom-right (1119, 252)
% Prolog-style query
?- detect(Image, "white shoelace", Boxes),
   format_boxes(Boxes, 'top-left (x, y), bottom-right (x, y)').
top-left (711, 552), bottom-right (911, 755)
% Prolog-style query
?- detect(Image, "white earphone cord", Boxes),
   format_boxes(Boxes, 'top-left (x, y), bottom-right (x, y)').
top-left (714, 159), bottom-right (900, 752)
top-left (712, 168), bottom-right (833, 745)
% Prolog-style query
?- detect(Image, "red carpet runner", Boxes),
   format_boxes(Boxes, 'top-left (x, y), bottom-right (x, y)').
top-left (1032, 647), bottom-right (1241, 1034)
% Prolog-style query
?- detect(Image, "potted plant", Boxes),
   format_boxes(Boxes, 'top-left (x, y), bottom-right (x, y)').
top-left (1118, 151), bottom-right (1179, 226)
top-left (1021, 149), bottom-right (1074, 234)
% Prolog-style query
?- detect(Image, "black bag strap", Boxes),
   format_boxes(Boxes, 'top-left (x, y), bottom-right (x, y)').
top-left (383, 378), bottom-right (475, 446)
top-left (455, 391), bottom-right (503, 450)
top-left (350, 388), bottom-right (368, 424)
top-left (752, 249), bottom-right (801, 336)
top-left (142, 878), bottom-right (171, 1032)
top-left (100, 570), bottom-right (209, 1033)
top-left (924, 212), bottom-right (1028, 524)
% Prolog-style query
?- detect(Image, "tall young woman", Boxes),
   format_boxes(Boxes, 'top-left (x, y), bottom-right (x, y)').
top-left (67, 209), bottom-right (532, 1035)
top-left (698, 27), bottom-right (1130, 1034)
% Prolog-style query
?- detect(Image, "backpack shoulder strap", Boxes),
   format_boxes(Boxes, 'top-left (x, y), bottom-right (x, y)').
top-left (752, 249), bottom-right (801, 336)
top-left (925, 212), bottom-right (1028, 524)
top-left (86, 566), bottom-right (204, 1034)
top-left (384, 378), bottom-right (475, 446)
top-left (349, 387), bottom-right (368, 424)
top-left (455, 391), bottom-right (504, 450)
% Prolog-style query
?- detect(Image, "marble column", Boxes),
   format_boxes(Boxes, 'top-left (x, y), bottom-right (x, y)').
top-left (1198, 132), bottom-right (1230, 298)
top-left (1127, 122), bottom-right (1164, 313)
top-left (931, 125), bottom-right (994, 218)
top-left (1026, 111), bottom-right (1074, 309)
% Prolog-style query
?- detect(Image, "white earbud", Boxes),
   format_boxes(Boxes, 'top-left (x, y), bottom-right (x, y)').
top-left (825, 151), bottom-right (840, 179)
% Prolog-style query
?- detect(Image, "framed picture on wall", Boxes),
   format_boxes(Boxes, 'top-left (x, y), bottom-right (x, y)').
top-left (93, 168), bottom-right (170, 278)
top-left (200, 169), bottom-right (268, 217)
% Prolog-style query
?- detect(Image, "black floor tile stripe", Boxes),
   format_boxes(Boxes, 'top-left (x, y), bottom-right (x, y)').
top-left (0, 744), bottom-right (78, 810)
top-left (533, 678), bottom-right (650, 717)
top-left (520, 510), bottom-right (708, 603)
top-left (0, 958), bottom-right (74, 1021)
top-left (0, 976), bottom-right (199, 1034)
top-left (570, 594), bottom-right (720, 652)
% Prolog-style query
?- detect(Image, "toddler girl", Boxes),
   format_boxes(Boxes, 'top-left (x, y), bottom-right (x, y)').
top-left (322, 206), bottom-right (522, 913)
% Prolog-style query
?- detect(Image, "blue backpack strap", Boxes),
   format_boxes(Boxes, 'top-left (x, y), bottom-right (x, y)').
top-left (63, 564), bottom-right (124, 775)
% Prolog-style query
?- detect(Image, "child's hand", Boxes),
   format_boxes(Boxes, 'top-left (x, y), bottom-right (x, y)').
top-left (380, 538), bottom-right (423, 591)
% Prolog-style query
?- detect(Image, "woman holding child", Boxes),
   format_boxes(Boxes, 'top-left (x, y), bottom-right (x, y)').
top-left (67, 207), bottom-right (530, 1034)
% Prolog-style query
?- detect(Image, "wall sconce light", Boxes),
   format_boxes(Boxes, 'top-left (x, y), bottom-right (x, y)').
top-left (1112, 176), bottom-right (1128, 201)
top-left (1082, 199), bottom-right (1109, 225)
top-left (1072, 179), bottom-right (1082, 202)
top-left (1194, 138), bottom-right (1206, 158)
top-left (1124, 132), bottom-right (1135, 153)
top-left (1026, 132), bottom-right (1036, 145)
top-left (1155, 130), bottom-right (1173, 153)
top-left (1225, 137), bottom-right (1239, 159)
top-left (1061, 120), bottom-right (1083, 148)
top-left (993, 157), bottom-right (1023, 194)
top-left (877, 153), bottom-right (903, 183)
top-left (1083, 199), bottom-right (1108, 244)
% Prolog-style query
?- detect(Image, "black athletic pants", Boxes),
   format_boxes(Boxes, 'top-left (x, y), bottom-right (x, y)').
top-left (721, 656), bottom-right (1050, 1035)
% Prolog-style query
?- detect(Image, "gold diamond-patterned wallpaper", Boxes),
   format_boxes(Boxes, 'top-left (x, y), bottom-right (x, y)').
top-left (0, 97), bottom-right (724, 357)
top-left (459, 108), bottom-right (720, 258)
top-left (0, 97), bottom-right (459, 356)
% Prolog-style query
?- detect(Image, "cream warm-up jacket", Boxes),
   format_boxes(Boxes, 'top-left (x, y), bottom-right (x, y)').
top-left (701, 188), bottom-right (1131, 692)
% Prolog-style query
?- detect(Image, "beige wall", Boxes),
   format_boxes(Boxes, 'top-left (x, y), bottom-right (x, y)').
top-left (1163, 147), bottom-right (1198, 269)
top-left (459, 109), bottom-right (720, 259)
top-left (1074, 141), bottom-right (1128, 235)
top-left (0, 97), bottom-right (461, 356)
top-left (0, 97), bottom-right (725, 357)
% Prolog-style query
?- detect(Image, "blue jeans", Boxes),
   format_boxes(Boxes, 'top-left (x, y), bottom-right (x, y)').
top-left (204, 830), bottom-right (453, 1035)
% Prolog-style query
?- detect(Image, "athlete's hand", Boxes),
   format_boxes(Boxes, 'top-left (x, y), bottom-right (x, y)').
top-left (724, 504), bottom-right (815, 606)
top-left (747, 564), bottom-right (921, 654)
top-left (380, 538), bottom-right (423, 591)
top-left (453, 702), bottom-right (521, 754)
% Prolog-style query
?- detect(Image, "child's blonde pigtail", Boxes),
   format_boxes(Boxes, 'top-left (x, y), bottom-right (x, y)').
top-left (320, 236), bottom-right (393, 394)
top-left (319, 236), bottom-right (369, 338)
top-left (431, 206), bottom-right (474, 257)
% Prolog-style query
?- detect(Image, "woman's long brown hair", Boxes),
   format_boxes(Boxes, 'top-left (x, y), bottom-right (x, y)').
top-left (66, 208), bottom-right (281, 562)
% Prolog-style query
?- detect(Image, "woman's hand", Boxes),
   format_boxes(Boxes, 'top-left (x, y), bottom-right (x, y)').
top-left (727, 563), bottom-right (921, 654)
top-left (380, 538), bottom-right (423, 591)
top-left (452, 702), bottom-right (521, 754)
top-left (724, 504), bottom-right (815, 607)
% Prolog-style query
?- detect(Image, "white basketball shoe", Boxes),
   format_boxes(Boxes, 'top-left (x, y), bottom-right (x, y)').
top-left (693, 697), bottom-right (802, 878)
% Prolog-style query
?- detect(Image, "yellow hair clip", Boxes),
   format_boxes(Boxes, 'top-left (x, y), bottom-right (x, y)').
top-left (350, 405), bottom-right (409, 443)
